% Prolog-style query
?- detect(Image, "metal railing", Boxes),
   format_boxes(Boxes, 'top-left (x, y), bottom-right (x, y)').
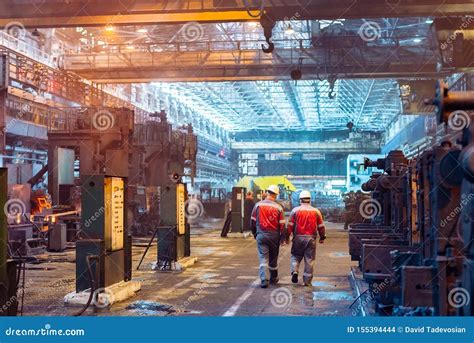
top-left (0, 31), bottom-right (154, 117)
top-left (0, 31), bottom-right (53, 66)
top-left (0, 31), bottom-right (230, 146)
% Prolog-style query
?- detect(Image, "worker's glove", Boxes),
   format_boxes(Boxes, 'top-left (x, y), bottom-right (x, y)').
top-left (319, 235), bottom-right (326, 244)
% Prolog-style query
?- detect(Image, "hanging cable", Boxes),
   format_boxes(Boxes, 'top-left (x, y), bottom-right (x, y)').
top-left (349, 288), bottom-right (370, 308)
top-left (13, 249), bottom-right (26, 316)
top-left (73, 255), bottom-right (99, 317)
top-left (243, 0), bottom-right (265, 18)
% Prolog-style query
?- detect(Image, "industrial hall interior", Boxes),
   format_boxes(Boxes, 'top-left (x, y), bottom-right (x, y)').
top-left (0, 0), bottom-right (473, 318)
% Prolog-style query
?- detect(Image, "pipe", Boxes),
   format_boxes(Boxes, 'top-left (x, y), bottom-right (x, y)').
top-left (26, 164), bottom-right (48, 186)
top-left (0, 155), bottom-right (45, 163)
top-left (45, 211), bottom-right (79, 221)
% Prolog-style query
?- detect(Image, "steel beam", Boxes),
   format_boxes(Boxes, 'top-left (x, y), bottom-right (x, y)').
top-left (62, 50), bottom-right (442, 82)
top-left (1, 1), bottom-right (474, 28)
top-left (231, 140), bottom-right (380, 153)
top-left (65, 65), bottom-right (443, 82)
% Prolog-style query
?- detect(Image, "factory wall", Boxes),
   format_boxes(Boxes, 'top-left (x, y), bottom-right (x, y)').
top-left (256, 154), bottom-right (347, 177)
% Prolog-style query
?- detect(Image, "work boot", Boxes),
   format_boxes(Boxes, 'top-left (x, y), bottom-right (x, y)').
top-left (291, 272), bottom-right (298, 284)
top-left (261, 280), bottom-right (269, 288)
top-left (269, 270), bottom-right (278, 284)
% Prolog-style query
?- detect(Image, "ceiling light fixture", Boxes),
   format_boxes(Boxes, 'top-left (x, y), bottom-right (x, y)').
top-left (137, 28), bottom-right (148, 33)
top-left (285, 24), bottom-right (295, 36)
top-left (247, 22), bottom-right (259, 29)
top-left (105, 25), bottom-right (115, 32)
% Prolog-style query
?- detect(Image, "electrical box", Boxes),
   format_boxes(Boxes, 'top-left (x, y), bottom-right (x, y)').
top-left (231, 187), bottom-right (245, 233)
top-left (77, 175), bottom-right (130, 292)
top-left (81, 175), bottom-right (126, 249)
top-left (157, 183), bottom-right (190, 268)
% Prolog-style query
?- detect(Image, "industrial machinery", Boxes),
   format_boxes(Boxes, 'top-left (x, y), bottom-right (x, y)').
top-left (129, 111), bottom-right (197, 238)
top-left (47, 107), bottom-right (134, 205)
top-left (156, 183), bottom-right (190, 270)
top-left (0, 168), bottom-right (19, 316)
top-left (46, 107), bottom-right (140, 305)
top-left (342, 190), bottom-right (370, 230)
top-left (5, 182), bottom-right (42, 258)
top-left (348, 83), bottom-right (474, 316)
top-left (46, 107), bottom-right (134, 254)
top-left (130, 111), bottom-right (197, 269)
top-left (76, 175), bottom-right (131, 292)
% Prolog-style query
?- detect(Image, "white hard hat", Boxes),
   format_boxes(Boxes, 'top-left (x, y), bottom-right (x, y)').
top-left (299, 190), bottom-right (311, 200)
top-left (266, 185), bottom-right (280, 195)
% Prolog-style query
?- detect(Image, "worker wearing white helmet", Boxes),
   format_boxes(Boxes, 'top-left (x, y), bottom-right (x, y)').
top-left (250, 185), bottom-right (286, 288)
top-left (286, 190), bottom-right (326, 286)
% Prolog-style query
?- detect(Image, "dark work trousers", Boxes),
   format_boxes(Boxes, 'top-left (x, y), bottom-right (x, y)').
top-left (256, 230), bottom-right (280, 282)
top-left (290, 235), bottom-right (317, 284)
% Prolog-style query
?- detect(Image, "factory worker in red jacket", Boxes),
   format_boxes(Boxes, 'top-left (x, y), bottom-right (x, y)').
top-left (287, 190), bottom-right (326, 286)
top-left (250, 185), bottom-right (286, 288)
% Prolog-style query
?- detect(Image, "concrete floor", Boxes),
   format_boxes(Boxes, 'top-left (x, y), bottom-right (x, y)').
top-left (20, 221), bottom-right (358, 316)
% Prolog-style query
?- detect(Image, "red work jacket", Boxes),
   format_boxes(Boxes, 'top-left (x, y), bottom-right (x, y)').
top-left (287, 204), bottom-right (325, 238)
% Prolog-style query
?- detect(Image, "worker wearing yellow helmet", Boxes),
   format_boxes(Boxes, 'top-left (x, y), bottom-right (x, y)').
top-left (250, 185), bottom-right (286, 288)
